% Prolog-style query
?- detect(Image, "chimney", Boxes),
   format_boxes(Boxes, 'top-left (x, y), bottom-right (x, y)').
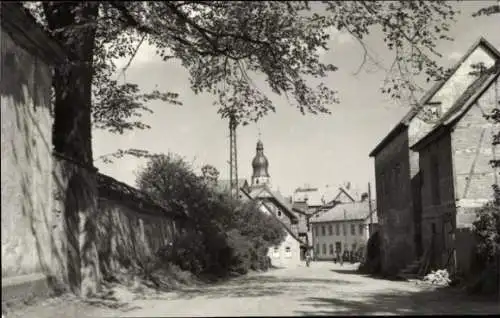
top-left (360, 192), bottom-right (368, 202)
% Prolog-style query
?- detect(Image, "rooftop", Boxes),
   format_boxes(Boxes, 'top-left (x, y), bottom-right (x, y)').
top-left (369, 37), bottom-right (500, 157)
top-left (97, 173), bottom-right (187, 219)
top-left (310, 200), bottom-right (375, 223)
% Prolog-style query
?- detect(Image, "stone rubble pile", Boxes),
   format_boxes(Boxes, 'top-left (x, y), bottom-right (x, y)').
top-left (423, 269), bottom-right (451, 286)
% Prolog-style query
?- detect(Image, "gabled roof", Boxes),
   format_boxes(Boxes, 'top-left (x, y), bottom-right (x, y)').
top-left (241, 187), bottom-right (305, 246)
top-left (310, 201), bottom-right (375, 223)
top-left (293, 184), bottom-right (347, 206)
top-left (247, 185), bottom-right (299, 223)
top-left (1, 2), bottom-right (68, 64)
top-left (259, 199), bottom-right (305, 246)
top-left (331, 187), bottom-right (356, 204)
top-left (411, 66), bottom-right (500, 151)
top-left (369, 37), bottom-right (500, 157)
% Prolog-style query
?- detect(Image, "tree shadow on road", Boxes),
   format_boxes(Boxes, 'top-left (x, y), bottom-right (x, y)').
top-left (330, 269), bottom-right (408, 281)
top-left (151, 273), bottom-right (359, 300)
top-left (296, 286), bottom-right (500, 316)
top-left (330, 269), bottom-right (360, 275)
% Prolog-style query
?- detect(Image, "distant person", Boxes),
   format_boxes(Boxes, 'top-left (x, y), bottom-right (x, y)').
top-left (305, 250), bottom-right (311, 267)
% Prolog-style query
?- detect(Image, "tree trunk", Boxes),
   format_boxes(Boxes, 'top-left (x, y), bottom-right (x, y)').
top-left (43, 2), bottom-right (101, 297)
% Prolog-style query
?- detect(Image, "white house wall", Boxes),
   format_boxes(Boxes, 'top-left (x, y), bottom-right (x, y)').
top-left (267, 231), bottom-right (302, 268)
top-left (257, 201), bottom-right (302, 267)
top-left (312, 220), bottom-right (368, 260)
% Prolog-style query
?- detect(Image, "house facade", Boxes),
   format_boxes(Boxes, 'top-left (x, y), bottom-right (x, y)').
top-left (291, 184), bottom-right (363, 259)
top-left (369, 37), bottom-right (500, 276)
top-left (237, 140), bottom-right (305, 268)
top-left (310, 201), bottom-right (376, 261)
top-left (411, 64), bottom-right (499, 274)
top-left (254, 198), bottom-right (303, 268)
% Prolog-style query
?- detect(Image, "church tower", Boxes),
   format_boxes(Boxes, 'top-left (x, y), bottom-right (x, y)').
top-left (251, 140), bottom-right (270, 186)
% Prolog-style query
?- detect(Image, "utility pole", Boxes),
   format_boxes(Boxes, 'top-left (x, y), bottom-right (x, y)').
top-left (229, 113), bottom-right (239, 199)
top-left (368, 182), bottom-right (373, 237)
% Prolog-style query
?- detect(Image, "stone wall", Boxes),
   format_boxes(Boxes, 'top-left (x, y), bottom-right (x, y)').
top-left (417, 76), bottom-right (499, 274)
top-left (95, 174), bottom-right (186, 275)
top-left (1, 22), bottom-right (67, 296)
top-left (52, 154), bottom-right (100, 294)
top-left (373, 128), bottom-right (416, 275)
top-left (418, 133), bottom-right (456, 269)
top-left (452, 77), bottom-right (499, 227)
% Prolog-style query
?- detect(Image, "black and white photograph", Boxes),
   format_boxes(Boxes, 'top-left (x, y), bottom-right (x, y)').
top-left (1, 1), bottom-right (499, 316)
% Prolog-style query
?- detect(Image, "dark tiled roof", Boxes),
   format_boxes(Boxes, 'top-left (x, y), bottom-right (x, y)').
top-left (1, 2), bottom-right (68, 63)
top-left (369, 37), bottom-right (500, 157)
top-left (258, 200), bottom-right (305, 246)
top-left (246, 185), bottom-right (299, 222)
top-left (439, 68), bottom-right (499, 125)
top-left (411, 67), bottom-right (500, 151)
top-left (242, 187), bottom-right (305, 246)
top-left (97, 173), bottom-right (187, 219)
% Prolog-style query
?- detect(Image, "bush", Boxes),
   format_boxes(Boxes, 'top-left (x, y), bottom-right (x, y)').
top-left (226, 229), bottom-right (253, 274)
top-left (473, 201), bottom-right (500, 265)
top-left (136, 153), bottom-right (286, 281)
top-left (471, 193), bottom-right (500, 296)
top-left (157, 231), bottom-right (206, 275)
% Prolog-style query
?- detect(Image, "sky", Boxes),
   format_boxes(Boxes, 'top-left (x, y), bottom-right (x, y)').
top-left (92, 1), bottom-right (500, 197)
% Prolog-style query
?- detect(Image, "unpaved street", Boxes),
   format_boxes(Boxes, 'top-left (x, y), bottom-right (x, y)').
top-left (10, 262), bottom-right (500, 317)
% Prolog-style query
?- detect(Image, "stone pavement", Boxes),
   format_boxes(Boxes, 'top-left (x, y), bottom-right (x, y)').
top-left (8, 262), bottom-right (500, 317)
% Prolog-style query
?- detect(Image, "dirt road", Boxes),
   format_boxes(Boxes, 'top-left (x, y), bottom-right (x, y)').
top-left (9, 262), bottom-right (500, 317)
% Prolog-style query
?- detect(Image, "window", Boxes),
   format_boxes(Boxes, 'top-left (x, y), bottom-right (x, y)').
top-left (312, 226), bottom-right (315, 237)
top-left (273, 247), bottom-right (279, 257)
top-left (352, 243), bottom-right (357, 252)
top-left (336, 223), bottom-right (340, 235)
top-left (316, 244), bottom-right (320, 255)
top-left (342, 223), bottom-right (346, 236)
top-left (351, 224), bottom-right (356, 236)
top-left (322, 244), bottom-right (327, 255)
top-left (329, 244), bottom-right (334, 255)
top-left (285, 246), bottom-right (292, 258)
top-left (431, 155), bottom-right (441, 205)
top-left (335, 242), bottom-right (342, 253)
top-left (328, 224), bottom-right (333, 235)
top-left (321, 225), bottom-right (326, 236)
top-left (359, 224), bottom-right (364, 235)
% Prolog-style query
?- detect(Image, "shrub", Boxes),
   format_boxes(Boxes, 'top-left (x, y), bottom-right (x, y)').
top-left (471, 190), bottom-right (500, 296)
top-left (136, 153), bottom-right (286, 280)
top-left (157, 231), bottom-right (206, 275)
top-left (473, 200), bottom-right (500, 265)
top-left (226, 229), bottom-right (253, 274)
